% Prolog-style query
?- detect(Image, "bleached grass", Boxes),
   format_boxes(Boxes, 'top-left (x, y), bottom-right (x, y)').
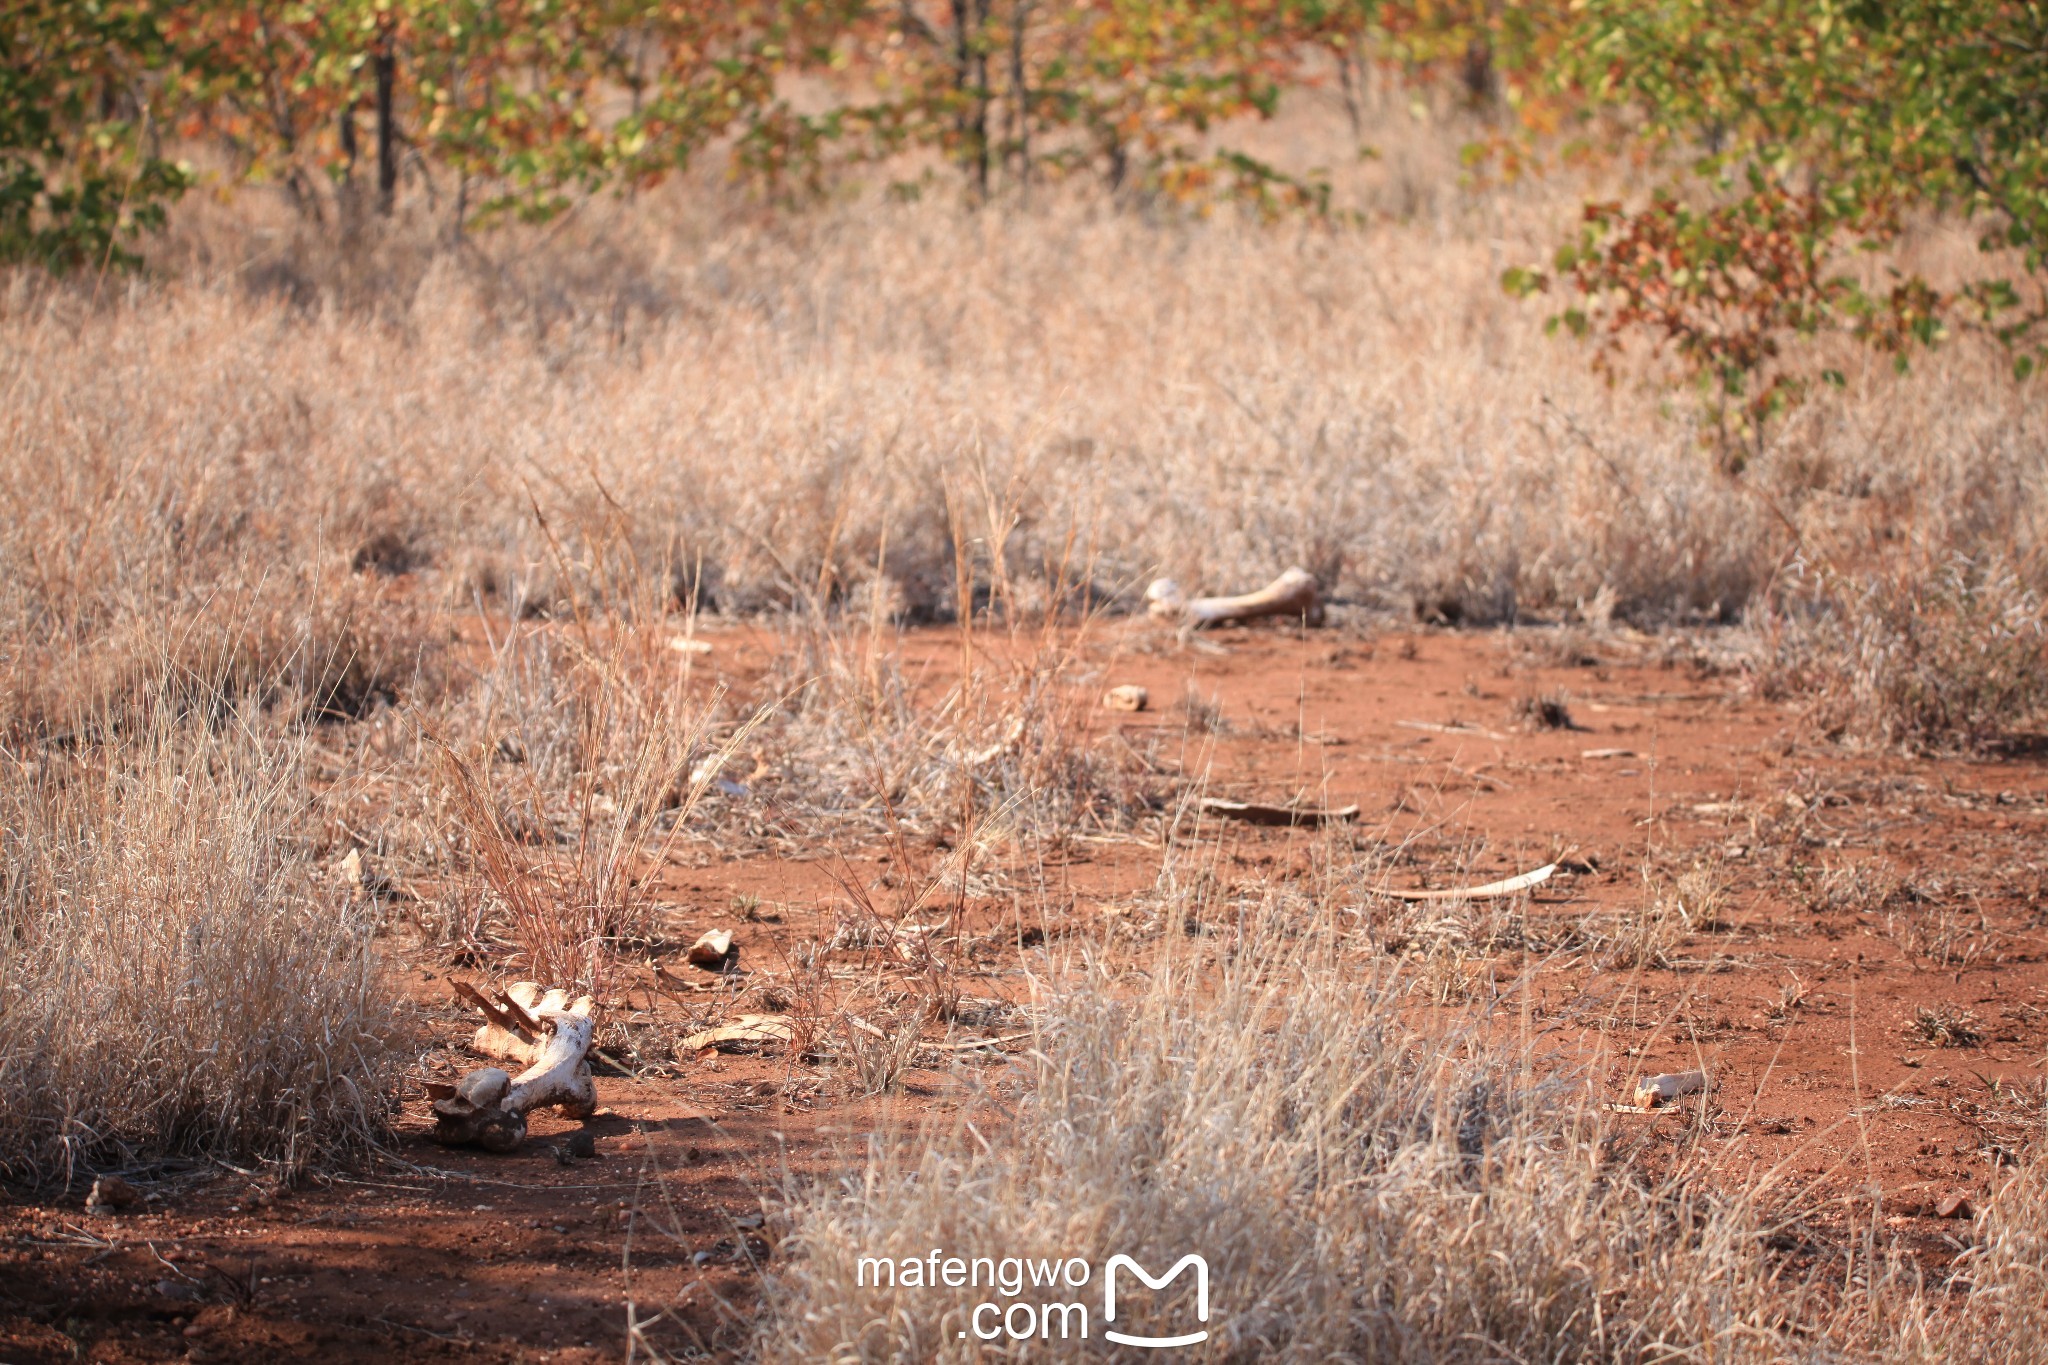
top-left (0, 709), bottom-right (400, 1182)
top-left (755, 902), bottom-right (1839, 1362)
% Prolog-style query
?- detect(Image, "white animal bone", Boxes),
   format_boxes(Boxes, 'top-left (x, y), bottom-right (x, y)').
top-left (1634, 1070), bottom-right (1708, 1108)
top-left (434, 981), bottom-right (596, 1152)
top-left (1145, 567), bottom-right (1323, 628)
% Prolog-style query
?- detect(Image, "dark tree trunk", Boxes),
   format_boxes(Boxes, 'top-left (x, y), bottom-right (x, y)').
top-left (950, 0), bottom-right (990, 200)
top-left (374, 42), bottom-right (397, 215)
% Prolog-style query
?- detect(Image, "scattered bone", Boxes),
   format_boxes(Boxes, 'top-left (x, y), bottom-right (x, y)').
top-left (1581, 748), bottom-right (1637, 760)
top-left (687, 929), bottom-right (737, 970)
top-left (434, 982), bottom-right (597, 1152)
top-left (1395, 720), bottom-right (1512, 741)
top-left (1198, 797), bottom-right (1360, 827)
top-left (684, 1014), bottom-right (794, 1053)
top-left (335, 847), bottom-right (398, 900)
top-left (652, 960), bottom-right (736, 997)
top-left (689, 753), bottom-right (750, 798)
top-left (86, 1175), bottom-right (142, 1213)
top-left (1447, 762), bottom-right (1513, 790)
top-left (1378, 863), bottom-right (1558, 903)
top-left (966, 716), bottom-right (1027, 767)
top-left (922, 1030), bottom-right (1035, 1053)
top-left (668, 636), bottom-right (713, 655)
top-left (1145, 567), bottom-right (1324, 628)
top-left (1633, 1070), bottom-right (1708, 1109)
top-left (1103, 684), bottom-right (1149, 712)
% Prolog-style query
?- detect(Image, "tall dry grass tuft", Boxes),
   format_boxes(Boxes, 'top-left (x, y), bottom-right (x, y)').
top-left (431, 624), bottom-right (740, 988)
top-left (756, 901), bottom-right (1831, 1362)
top-left (0, 707), bottom-right (401, 1183)
top-left (1948, 1156), bottom-right (2048, 1359)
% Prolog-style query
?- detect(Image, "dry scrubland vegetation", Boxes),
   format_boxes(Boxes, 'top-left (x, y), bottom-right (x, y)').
top-left (7, 77), bottom-right (2048, 1360)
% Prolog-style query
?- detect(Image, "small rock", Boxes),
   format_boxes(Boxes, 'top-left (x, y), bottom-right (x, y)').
top-left (86, 1175), bottom-right (141, 1213)
top-left (1936, 1191), bottom-right (1974, 1220)
top-left (1103, 685), bottom-right (1149, 713)
top-left (565, 1131), bottom-right (598, 1160)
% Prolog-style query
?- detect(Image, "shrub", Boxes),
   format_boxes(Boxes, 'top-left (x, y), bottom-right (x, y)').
top-left (1758, 555), bottom-right (2048, 754)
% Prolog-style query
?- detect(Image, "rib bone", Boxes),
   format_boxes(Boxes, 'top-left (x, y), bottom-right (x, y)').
top-left (1146, 567), bottom-right (1323, 628)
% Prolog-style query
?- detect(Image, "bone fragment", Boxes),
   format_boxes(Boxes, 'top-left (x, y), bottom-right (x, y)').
top-left (1146, 567), bottom-right (1323, 628)
top-left (687, 929), bottom-right (736, 969)
top-left (1379, 863), bottom-right (1558, 903)
top-left (684, 1014), bottom-right (794, 1053)
top-left (1199, 797), bottom-right (1359, 827)
top-left (1104, 685), bottom-right (1149, 712)
top-left (1633, 1070), bottom-right (1708, 1109)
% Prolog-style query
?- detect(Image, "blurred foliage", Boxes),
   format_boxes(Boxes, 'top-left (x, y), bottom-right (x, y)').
top-left (2, 1), bottom-right (193, 270)
top-left (1503, 0), bottom-right (2048, 463)
top-left (6, 2), bottom-right (2045, 455)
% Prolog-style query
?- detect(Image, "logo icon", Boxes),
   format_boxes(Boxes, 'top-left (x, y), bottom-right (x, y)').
top-left (1102, 1253), bottom-right (1209, 1349)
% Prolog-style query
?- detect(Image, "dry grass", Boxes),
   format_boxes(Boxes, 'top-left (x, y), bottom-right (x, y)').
top-left (9, 122), bottom-right (2046, 758)
top-left (1509, 687), bottom-right (1576, 731)
top-left (0, 707), bottom-right (400, 1184)
top-left (1954, 1160), bottom-right (2048, 1357)
top-left (1910, 1005), bottom-right (1984, 1050)
top-left (754, 897), bottom-right (1848, 1362)
top-left (1758, 554), bottom-right (2048, 753)
top-left (7, 87), bottom-right (2048, 1346)
top-left (746, 614), bottom-right (1160, 842)
top-left (429, 625), bottom-right (738, 988)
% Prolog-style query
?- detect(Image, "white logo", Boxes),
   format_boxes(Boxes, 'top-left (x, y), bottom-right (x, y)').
top-left (1102, 1253), bottom-right (1209, 1349)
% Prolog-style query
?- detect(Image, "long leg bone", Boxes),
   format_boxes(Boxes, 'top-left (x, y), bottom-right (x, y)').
top-left (1145, 567), bottom-right (1323, 628)
top-left (434, 982), bottom-right (597, 1152)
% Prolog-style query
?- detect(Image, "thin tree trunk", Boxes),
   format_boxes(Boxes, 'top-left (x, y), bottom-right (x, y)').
top-left (375, 39), bottom-right (397, 215)
top-left (971, 0), bottom-right (990, 199)
top-left (950, 0), bottom-right (990, 200)
top-left (1337, 45), bottom-right (1363, 142)
top-left (1010, 0), bottom-right (1031, 200)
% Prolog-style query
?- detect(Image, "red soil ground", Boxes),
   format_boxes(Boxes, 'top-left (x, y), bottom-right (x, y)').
top-left (6, 622), bottom-right (2045, 1361)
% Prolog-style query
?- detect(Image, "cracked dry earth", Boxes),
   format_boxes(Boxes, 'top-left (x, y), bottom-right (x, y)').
top-left (5, 623), bottom-right (2046, 1361)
